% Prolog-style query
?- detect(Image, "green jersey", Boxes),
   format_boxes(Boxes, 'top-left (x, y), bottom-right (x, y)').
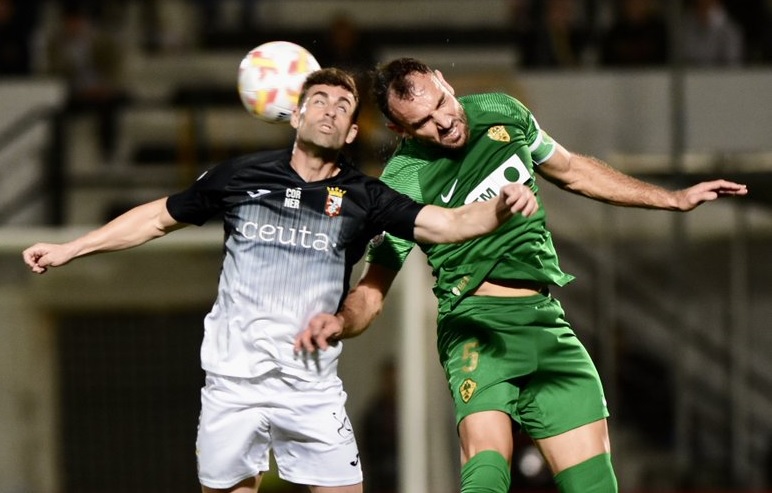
top-left (368, 93), bottom-right (574, 316)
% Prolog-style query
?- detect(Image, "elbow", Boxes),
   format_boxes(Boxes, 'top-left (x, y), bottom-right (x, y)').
top-left (150, 221), bottom-right (171, 240)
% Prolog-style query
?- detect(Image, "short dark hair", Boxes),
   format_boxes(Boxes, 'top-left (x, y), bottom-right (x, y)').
top-left (299, 67), bottom-right (361, 122)
top-left (371, 58), bottom-right (433, 124)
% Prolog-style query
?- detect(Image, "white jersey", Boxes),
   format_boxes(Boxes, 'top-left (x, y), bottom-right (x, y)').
top-left (166, 148), bottom-right (422, 381)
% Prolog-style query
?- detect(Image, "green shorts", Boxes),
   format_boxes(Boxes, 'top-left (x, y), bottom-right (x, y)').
top-left (438, 293), bottom-right (609, 440)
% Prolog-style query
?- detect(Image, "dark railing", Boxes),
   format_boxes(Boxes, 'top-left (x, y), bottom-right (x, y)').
top-left (559, 230), bottom-right (772, 488)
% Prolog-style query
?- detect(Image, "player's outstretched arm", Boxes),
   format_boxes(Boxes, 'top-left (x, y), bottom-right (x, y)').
top-left (295, 263), bottom-right (398, 353)
top-left (413, 182), bottom-right (538, 244)
top-left (537, 144), bottom-right (748, 210)
top-left (22, 197), bottom-right (185, 274)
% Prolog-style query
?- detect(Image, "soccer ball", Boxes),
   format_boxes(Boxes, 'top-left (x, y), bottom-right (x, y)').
top-left (237, 41), bottom-right (321, 123)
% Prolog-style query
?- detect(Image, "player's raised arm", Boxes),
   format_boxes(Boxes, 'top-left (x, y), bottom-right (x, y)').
top-left (537, 144), bottom-right (748, 210)
top-left (22, 197), bottom-right (185, 274)
top-left (413, 182), bottom-right (538, 244)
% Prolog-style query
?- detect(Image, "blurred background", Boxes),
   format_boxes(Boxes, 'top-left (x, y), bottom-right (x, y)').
top-left (1, 0), bottom-right (771, 492)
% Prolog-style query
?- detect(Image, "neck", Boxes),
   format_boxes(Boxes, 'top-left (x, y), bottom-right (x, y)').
top-left (290, 144), bottom-right (341, 182)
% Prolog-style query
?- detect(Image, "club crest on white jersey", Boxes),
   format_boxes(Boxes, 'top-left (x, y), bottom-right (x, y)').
top-left (325, 187), bottom-right (346, 217)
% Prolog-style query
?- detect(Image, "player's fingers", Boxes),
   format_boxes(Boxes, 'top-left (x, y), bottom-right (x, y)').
top-left (22, 250), bottom-right (48, 273)
top-left (696, 180), bottom-right (747, 197)
top-left (294, 332), bottom-right (307, 353)
top-left (314, 333), bottom-right (330, 351)
top-left (300, 315), bottom-right (338, 353)
top-left (518, 189), bottom-right (538, 216)
top-left (503, 186), bottom-right (523, 206)
top-left (293, 331), bottom-right (313, 353)
top-left (508, 191), bottom-right (538, 216)
top-left (716, 185), bottom-right (748, 196)
top-left (37, 253), bottom-right (53, 268)
top-left (712, 179), bottom-right (747, 192)
top-left (509, 195), bottom-right (526, 213)
top-left (687, 188), bottom-right (722, 207)
top-left (522, 196), bottom-right (538, 217)
top-left (21, 248), bottom-right (40, 268)
top-left (297, 316), bottom-right (324, 353)
top-left (315, 319), bottom-right (339, 351)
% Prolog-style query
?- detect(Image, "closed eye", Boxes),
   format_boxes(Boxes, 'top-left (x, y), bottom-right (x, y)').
top-left (409, 94), bottom-right (446, 130)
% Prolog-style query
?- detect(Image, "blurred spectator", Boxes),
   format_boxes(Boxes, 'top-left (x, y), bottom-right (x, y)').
top-left (135, 0), bottom-right (163, 53)
top-left (0, 0), bottom-right (39, 76)
top-left (722, 0), bottom-right (771, 63)
top-left (507, 0), bottom-right (534, 44)
top-left (315, 12), bottom-right (375, 76)
top-left (136, 0), bottom-right (197, 54)
top-left (600, 0), bottom-right (669, 67)
top-left (191, 0), bottom-right (261, 47)
top-left (681, 0), bottom-right (744, 66)
top-left (45, 4), bottom-right (129, 161)
top-left (359, 358), bottom-right (398, 493)
top-left (519, 0), bottom-right (593, 69)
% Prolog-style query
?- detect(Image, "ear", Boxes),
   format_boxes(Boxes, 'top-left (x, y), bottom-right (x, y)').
top-left (434, 70), bottom-right (455, 96)
top-left (386, 121), bottom-right (409, 137)
top-left (289, 103), bottom-right (302, 129)
top-left (345, 123), bottom-right (359, 144)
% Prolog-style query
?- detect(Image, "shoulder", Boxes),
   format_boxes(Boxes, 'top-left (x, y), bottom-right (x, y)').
top-left (231, 148), bottom-right (291, 170)
top-left (380, 149), bottom-right (426, 187)
top-left (459, 92), bottom-right (531, 120)
top-left (327, 165), bottom-right (395, 201)
top-left (202, 148), bottom-right (291, 180)
top-left (341, 168), bottom-right (395, 195)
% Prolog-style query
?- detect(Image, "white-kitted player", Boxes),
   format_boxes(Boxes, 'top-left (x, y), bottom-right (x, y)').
top-left (23, 67), bottom-right (540, 493)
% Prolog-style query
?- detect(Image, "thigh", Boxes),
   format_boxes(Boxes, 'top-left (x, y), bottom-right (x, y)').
top-left (458, 410), bottom-right (515, 464)
top-left (271, 376), bottom-right (363, 488)
top-left (309, 485), bottom-right (362, 493)
top-left (197, 374), bottom-right (272, 490)
top-left (535, 418), bottom-right (610, 474)
top-left (202, 475), bottom-right (261, 493)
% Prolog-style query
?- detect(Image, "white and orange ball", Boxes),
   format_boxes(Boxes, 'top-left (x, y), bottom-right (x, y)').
top-left (237, 41), bottom-right (321, 123)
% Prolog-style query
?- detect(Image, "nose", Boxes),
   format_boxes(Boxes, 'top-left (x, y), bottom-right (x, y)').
top-left (434, 113), bottom-right (452, 131)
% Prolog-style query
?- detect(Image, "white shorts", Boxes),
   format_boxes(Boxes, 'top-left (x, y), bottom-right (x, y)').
top-left (196, 370), bottom-right (362, 489)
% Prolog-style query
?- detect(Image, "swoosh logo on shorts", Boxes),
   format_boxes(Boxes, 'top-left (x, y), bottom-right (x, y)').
top-left (440, 179), bottom-right (459, 203)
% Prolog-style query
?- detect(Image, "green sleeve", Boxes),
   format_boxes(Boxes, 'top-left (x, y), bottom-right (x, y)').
top-left (366, 152), bottom-right (424, 271)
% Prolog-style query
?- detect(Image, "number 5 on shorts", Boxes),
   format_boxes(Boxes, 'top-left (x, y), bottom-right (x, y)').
top-left (461, 341), bottom-right (479, 372)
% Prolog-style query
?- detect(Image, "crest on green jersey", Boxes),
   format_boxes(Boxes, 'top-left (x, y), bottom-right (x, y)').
top-left (487, 125), bottom-right (511, 142)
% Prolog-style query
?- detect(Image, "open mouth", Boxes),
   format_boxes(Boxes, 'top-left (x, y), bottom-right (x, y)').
top-left (443, 123), bottom-right (463, 144)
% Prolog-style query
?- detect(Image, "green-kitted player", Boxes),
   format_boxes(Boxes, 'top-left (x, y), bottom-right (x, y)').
top-left (295, 58), bottom-right (748, 493)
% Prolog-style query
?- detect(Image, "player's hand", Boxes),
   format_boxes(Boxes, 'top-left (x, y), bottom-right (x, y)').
top-left (500, 183), bottom-right (539, 217)
top-left (676, 179), bottom-right (748, 211)
top-left (294, 313), bottom-right (343, 354)
top-left (22, 243), bottom-right (76, 274)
